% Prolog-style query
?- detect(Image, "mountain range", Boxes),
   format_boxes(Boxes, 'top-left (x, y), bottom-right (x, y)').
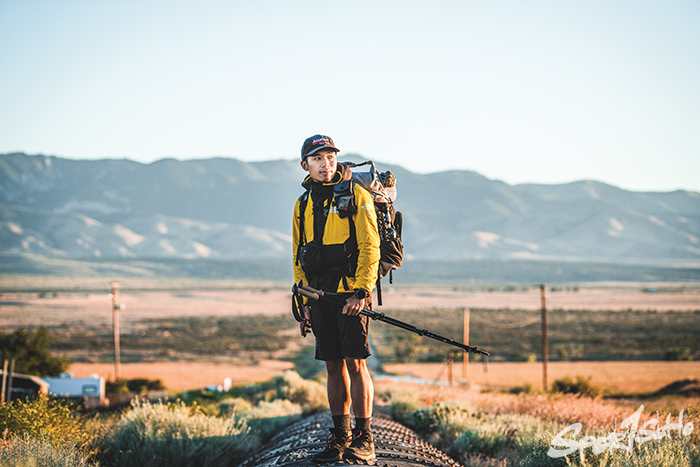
top-left (1, 153), bottom-right (699, 269)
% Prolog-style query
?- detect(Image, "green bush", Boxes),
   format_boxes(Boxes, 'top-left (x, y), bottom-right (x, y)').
top-left (105, 378), bottom-right (165, 395)
top-left (551, 375), bottom-right (602, 398)
top-left (105, 379), bottom-right (128, 394)
top-left (104, 399), bottom-right (255, 467)
top-left (126, 378), bottom-right (165, 393)
top-left (665, 347), bottom-right (694, 361)
top-left (0, 434), bottom-right (99, 467)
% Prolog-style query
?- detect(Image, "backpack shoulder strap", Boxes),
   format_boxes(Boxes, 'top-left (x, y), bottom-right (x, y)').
top-left (295, 191), bottom-right (309, 266)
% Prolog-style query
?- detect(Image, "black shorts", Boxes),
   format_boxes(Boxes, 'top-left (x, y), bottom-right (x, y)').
top-left (310, 294), bottom-right (371, 361)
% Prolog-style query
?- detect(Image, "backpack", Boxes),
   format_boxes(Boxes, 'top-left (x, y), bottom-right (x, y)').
top-left (337, 160), bottom-right (404, 305)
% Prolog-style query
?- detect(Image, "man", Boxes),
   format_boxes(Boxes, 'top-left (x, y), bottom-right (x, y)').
top-left (292, 134), bottom-right (381, 463)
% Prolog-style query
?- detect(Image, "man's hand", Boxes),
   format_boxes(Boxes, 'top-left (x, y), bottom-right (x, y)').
top-left (300, 305), bottom-right (311, 337)
top-left (342, 295), bottom-right (365, 316)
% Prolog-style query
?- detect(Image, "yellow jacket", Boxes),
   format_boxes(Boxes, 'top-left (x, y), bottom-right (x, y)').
top-left (293, 169), bottom-right (380, 295)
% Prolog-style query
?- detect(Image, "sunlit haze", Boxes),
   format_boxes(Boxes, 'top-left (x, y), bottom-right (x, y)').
top-left (1, 1), bottom-right (698, 192)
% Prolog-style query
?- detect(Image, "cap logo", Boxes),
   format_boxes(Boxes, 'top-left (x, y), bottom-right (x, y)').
top-left (302, 134), bottom-right (337, 160)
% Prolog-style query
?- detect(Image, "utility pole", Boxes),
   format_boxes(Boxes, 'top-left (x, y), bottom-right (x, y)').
top-left (111, 282), bottom-right (121, 380)
top-left (447, 352), bottom-right (453, 387)
top-left (463, 308), bottom-right (470, 384)
top-left (540, 284), bottom-right (548, 391)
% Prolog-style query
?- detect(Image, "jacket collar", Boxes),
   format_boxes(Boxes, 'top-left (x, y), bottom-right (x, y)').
top-left (302, 163), bottom-right (352, 191)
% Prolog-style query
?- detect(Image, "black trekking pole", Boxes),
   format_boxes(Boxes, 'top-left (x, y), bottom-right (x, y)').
top-left (292, 282), bottom-right (489, 356)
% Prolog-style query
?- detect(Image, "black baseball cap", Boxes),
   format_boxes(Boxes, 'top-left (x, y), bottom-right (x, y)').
top-left (301, 134), bottom-right (339, 160)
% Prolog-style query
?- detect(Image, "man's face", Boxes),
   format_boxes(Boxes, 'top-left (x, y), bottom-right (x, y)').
top-left (301, 149), bottom-right (338, 183)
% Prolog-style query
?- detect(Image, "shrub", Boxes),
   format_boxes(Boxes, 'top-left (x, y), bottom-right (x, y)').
top-left (105, 379), bottom-right (128, 394)
top-left (105, 378), bottom-right (165, 395)
top-left (126, 378), bottom-right (165, 393)
top-left (550, 375), bottom-right (601, 398)
top-left (380, 388), bottom-right (425, 422)
top-left (626, 437), bottom-right (700, 467)
top-left (386, 396), bottom-right (570, 466)
top-left (104, 399), bottom-right (255, 467)
top-left (665, 347), bottom-right (694, 361)
top-left (0, 394), bottom-right (92, 451)
top-left (274, 371), bottom-right (327, 414)
top-left (521, 432), bottom-right (700, 467)
top-left (0, 434), bottom-right (99, 467)
top-left (233, 370), bottom-right (326, 415)
top-left (448, 412), bottom-right (546, 462)
top-left (453, 427), bottom-right (515, 459)
top-left (509, 384), bottom-right (536, 395)
top-left (519, 433), bottom-right (569, 467)
top-left (217, 397), bottom-right (253, 417)
top-left (238, 399), bottom-right (303, 440)
top-left (401, 403), bottom-right (455, 437)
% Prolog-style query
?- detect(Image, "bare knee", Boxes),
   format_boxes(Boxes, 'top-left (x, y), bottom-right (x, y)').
top-left (344, 358), bottom-right (366, 377)
top-left (326, 359), bottom-right (346, 377)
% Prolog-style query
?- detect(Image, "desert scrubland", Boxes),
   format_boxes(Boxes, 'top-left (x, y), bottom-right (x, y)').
top-left (2, 276), bottom-right (699, 466)
top-left (1, 278), bottom-right (698, 393)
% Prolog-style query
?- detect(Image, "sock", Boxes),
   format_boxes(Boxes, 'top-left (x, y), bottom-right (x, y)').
top-left (355, 417), bottom-right (371, 432)
top-left (332, 414), bottom-right (351, 431)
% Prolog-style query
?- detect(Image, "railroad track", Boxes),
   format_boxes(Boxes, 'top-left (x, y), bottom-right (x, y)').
top-left (240, 410), bottom-right (463, 467)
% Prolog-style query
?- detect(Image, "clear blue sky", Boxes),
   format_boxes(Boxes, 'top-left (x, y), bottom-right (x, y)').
top-left (1, 1), bottom-right (698, 192)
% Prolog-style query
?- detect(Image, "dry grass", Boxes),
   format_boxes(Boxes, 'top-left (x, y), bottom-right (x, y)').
top-left (375, 380), bottom-right (700, 432)
top-left (382, 361), bottom-right (700, 394)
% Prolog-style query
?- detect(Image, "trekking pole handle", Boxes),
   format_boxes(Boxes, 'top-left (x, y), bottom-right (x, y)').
top-left (293, 282), bottom-right (324, 301)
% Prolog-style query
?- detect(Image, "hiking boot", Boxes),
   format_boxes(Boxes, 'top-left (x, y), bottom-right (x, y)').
top-left (312, 427), bottom-right (352, 463)
top-left (343, 428), bottom-right (376, 462)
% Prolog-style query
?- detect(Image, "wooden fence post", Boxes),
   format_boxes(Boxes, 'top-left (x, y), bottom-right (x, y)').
top-left (540, 284), bottom-right (548, 391)
top-left (111, 282), bottom-right (121, 380)
top-left (447, 352), bottom-right (453, 387)
top-left (463, 308), bottom-right (470, 384)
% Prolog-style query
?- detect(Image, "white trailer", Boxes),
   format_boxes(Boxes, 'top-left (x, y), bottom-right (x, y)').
top-left (43, 372), bottom-right (106, 408)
